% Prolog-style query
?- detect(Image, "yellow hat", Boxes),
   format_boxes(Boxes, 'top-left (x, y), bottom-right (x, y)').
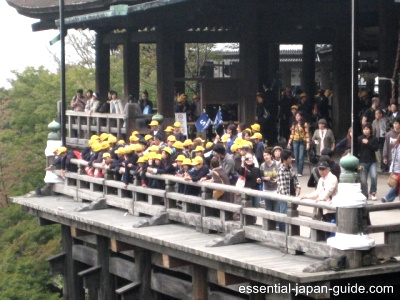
top-left (300, 93), bottom-right (307, 98)
top-left (115, 147), bottom-right (125, 155)
top-left (154, 154), bottom-right (162, 160)
top-left (149, 145), bottom-right (159, 153)
top-left (147, 152), bottom-right (157, 159)
top-left (163, 147), bottom-right (172, 155)
top-left (167, 135), bottom-right (177, 142)
top-left (101, 141), bottom-right (110, 150)
top-left (90, 134), bottom-right (99, 141)
top-left (206, 142), bottom-right (214, 149)
top-left (234, 137), bottom-right (243, 145)
top-left (182, 158), bottom-right (192, 165)
top-left (360, 91), bottom-right (368, 98)
top-left (173, 141), bottom-right (184, 149)
top-left (144, 134), bottom-right (152, 141)
top-left (192, 156), bottom-right (203, 166)
top-left (99, 133), bottom-right (110, 140)
top-left (164, 126), bottom-right (174, 132)
top-left (117, 140), bottom-right (126, 145)
top-left (142, 154), bottom-right (149, 161)
top-left (53, 147), bottom-right (59, 153)
top-left (177, 94), bottom-right (187, 103)
top-left (251, 132), bottom-right (263, 140)
top-left (57, 146), bottom-right (67, 155)
top-left (245, 128), bottom-right (252, 133)
top-left (108, 135), bottom-right (117, 143)
top-left (242, 140), bottom-right (253, 148)
top-left (92, 143), bottom-right (102, 152)
top-left (129, 135), bottom-right (139, 142)
top-left (183, 139), bottom-right (193, 146)
top-left (291, 105), bottom-right (298, 110)
top-left (102, 152), bottom-right (111, 158)
top-left (251, 124), bottom-right (260, 132)
top-left (194, 137), bottom-right (205, 143)
top-left (132, 144), bottom-right (143, 152)
top-left (173, 121), bottom-right (181, 127)
top-left (124, 146), bottom-right (133, 154)
top-left (149, 120), bottom-right (159, 126)
top-left (194, 146), bottom-right (205, 152)
top-left (137, 157), bottom-right (145, 163)
top-left (175, 154), bottom-right (186, 161)
top-left (221, 134), bottom-right (230, 143)
top-left (230, 144), bottom-right (238, 152)
top-left (131, 130), bottom-right (139, 136)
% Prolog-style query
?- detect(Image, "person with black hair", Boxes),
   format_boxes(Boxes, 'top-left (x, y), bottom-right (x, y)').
top-left (139, 90), bottom-right (153, 114)
top-left (226, 124), bottom-right (238, 155)
top-left (287, 111), bottom-right (310, 177)
top-left (276, 149), bottom-right (300, 231)
top-left (358, 123), bottom-right (379, 200)
top-left (383, 116), bottom-right (400, 168)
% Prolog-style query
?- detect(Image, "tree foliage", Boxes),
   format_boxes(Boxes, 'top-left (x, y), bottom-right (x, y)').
top-left (0, 31), bottom-right (226, 299)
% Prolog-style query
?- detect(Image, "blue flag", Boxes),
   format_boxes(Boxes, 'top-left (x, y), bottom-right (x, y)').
top-left (195, 112), bottom-right (211, 132)
top-left (214, 109), bottom-right (223, 129)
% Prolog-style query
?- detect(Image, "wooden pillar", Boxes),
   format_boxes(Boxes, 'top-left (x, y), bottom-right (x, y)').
top-left (61, 225), bottom-right (85, 300)
top-left (156, 26), bottom-right (175, 118)
top-left (378, 0), bottom-right (398, 103)
top-left (258, 40), bottom-right (269, 91)
top-left (174, 42), bottom-right (186, 94)
top-left (332, 1), bottom-right (353, 139)
top-left (123, 36), bottom-right (140, 101)
top-left (302, 42), bottom-right (316, 100)
top-left (267, 43), bottom-right (280, 88)
top-left (134, 247), bottom-right (152, 299)
top-left (95, 30), bottom-right (110, 101)
top-left (192, 264), bottom-right (208, 300)
top-left (97, 235), bottom-right (115, 300)
top-left (239, 9), bottom-right (259, 125)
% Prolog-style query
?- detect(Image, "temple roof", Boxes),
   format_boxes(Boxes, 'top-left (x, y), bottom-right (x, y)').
top-left (6, 0), bottom-right (400, 52)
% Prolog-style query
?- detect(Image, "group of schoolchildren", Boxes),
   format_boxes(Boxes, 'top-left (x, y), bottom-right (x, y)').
top-left (47, 120), bottom-right (287, 204)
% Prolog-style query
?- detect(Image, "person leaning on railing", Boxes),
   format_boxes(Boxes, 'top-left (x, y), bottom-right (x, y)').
top-left (300, 157), bottom-right (338, 222)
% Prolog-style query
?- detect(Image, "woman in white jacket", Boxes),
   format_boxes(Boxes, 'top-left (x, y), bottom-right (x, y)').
top-left (109, 91), bottom-right (124, 114)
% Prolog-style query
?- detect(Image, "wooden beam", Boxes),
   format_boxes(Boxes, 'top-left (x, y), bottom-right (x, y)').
top-left (38, 217), bottom-right (57, 226)
top-left (162, 254), bottom-right (189, 269)
top-left (70, 226), bottom-right (92, 238)
top-left (110, 239), bottom-right (136, 252)
top-left (115, 282), bottom-right (141, 298)
top-left (46, 252), bottom-right (66, 275)
top-left (217, 270), bottom-right (247, 286)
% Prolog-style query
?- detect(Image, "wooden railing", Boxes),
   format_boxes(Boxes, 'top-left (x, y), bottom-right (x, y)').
top-left (65, 103), bottom-right (153, 148)
top-left (49, 158), bottom-right (400, 264)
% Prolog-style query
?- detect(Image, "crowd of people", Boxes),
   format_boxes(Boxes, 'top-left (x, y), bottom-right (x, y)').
top-left (60, 86), bottom-right (400, 230)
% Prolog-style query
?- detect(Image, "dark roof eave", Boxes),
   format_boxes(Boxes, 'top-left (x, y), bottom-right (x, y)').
top-left (55, 0), bottom-right (190, 28)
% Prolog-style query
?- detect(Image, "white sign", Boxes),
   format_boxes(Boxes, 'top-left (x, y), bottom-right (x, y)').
top-left (175, 112), bottom-right (188, 136)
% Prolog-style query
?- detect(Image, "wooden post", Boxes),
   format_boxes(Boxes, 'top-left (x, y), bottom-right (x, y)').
top-left (239, 8), bottom-right (259, 125)
top-left (123, 37), bottom-right (140, 101)
top-left (192, 264), bottom-right (208, 300)
top-left (61, 225), bottom-right (85, 300)
top-left (97, 235), bottom-right (115, 300)
top-left (156, 26), bottom-right (175, 118)
top-left (134, 247), bottom-right (152, 299)
top-left (302, 42), bottom-right (316, 99)
top-left (332, 2), bottom-right (353, 139)
top-left (337, 207), bottom-right (364, 268)
top-left (95, 30), bottom-right (110, 102)
top-left (174, 42), bottom-right (185, 94)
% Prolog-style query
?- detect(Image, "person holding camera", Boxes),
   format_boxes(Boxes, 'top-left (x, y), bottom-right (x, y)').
top-left (287, 111), bottom-right (310, 177)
